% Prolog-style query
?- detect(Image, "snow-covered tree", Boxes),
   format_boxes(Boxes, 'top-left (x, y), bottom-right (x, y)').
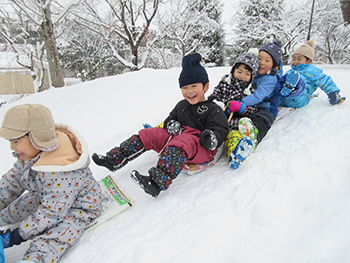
top-left (230, 0), bottom-right (285, 63)
top-left (59, 22), bottom-right (109, 81)
top-left (7, 0), bottom-right (84, 87)
top-left (156, 0), bottom-right (224, 66)
top-left (279, 1), bottom-right (310, 64)
top-left (309, 0), bottom-right (350, 64)
top-left (189, 0), bottom-right (225, 66)
top-left (74, 0), bottom-right (160, 71)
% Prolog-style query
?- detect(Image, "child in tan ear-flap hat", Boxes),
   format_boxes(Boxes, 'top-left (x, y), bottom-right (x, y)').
top-left (0, 103), bottom-right (102, 263)
top-left (277, 39), bottom-right (346, 107)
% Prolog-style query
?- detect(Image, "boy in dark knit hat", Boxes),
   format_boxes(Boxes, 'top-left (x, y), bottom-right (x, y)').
top-left (277, 39), bottom-right (346, 107)
top-left (93, 53), bottom-right (229, 197)
top-left (0, 104), bottom-right (102, 263)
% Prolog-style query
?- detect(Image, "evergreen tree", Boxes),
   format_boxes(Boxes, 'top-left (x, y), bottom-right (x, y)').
top-left (230, 0), bottom-right (284, 63)
top-left (189, 0), bottom-right (225, 66)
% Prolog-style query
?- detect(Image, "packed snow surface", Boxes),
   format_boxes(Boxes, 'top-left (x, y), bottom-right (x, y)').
top-left (2, 65), bottom-right (350, 263)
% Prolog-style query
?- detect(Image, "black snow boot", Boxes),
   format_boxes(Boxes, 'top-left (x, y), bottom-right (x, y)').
top-left (130, 170), bottom-right (161, 198)
top-left (92, 134), bottom-right (145, 172)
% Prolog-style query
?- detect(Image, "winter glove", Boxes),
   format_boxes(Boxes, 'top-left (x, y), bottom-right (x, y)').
top-left (328, 91), bottom-right (346, 105)
top-left (200, 129), bottom-right (218, 151)
top-left (166, 120), bottom-right (183, 135)
top-left (227, 101), bottom-right (247, 114)
top-left (0, 227), bottom-right (25, 248)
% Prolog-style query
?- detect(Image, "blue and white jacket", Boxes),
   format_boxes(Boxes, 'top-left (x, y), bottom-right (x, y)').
top-left (288, 64), bottom-right (340, 96)
top-left (242, 63), bottom-right (283, 116)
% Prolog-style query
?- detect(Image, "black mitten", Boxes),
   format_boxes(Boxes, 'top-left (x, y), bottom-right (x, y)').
top-left (200, 129), bottom-right (218, 151)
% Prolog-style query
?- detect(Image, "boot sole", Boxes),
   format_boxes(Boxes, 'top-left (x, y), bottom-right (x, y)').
top-left (130, 170), bottom-right (159, 197)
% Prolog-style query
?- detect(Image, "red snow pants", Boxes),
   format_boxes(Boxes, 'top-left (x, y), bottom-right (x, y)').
top-left (138, 126), bottom-right (217, 164)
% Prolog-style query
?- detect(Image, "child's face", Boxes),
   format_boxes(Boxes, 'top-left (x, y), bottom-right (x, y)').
top-left (257, 51), bottom-right (274, 75)
top-left (10, 135), bottom-right (41, 161)
top-left (292, 54), bottom-right (312, 67)
top-left (233, 64), bottom-right (252, 82)
top-left (181, 83), bottom-right (209, 105)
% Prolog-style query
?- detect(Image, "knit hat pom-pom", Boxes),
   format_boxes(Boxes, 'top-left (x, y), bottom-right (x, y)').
top-left (306, 39), bottom-right (315, 48)
top-left (273, 39), bottom-right (283, 48)
top-left (182, 53), bottom-right (202, 68)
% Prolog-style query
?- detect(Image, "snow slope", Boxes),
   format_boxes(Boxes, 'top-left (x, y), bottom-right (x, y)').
top-left (2, 65), bottom-right (350, 263)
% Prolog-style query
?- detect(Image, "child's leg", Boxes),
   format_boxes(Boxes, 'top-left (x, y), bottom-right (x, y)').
top-left (132, 127), bottom-right (216, 197)
top-left (131, 146), bottom-right (187, 197)
top-left (149, 146), bottom-right (187, 190)
top-left (238, 117), bottom-right (258, 151)
top-left (225, 130), bottom-right (254, 170)
top-left (229, 137), bottom-right (254, 170)
top-left (22, 218), bottom-right (85, 263)
top-left (93, 134), bottom-right (145, 171)
top-left (249, 109), bottom-right (275, 143)
top-left (0, 193), bottom-right (39, 225)
top-left (280, 70), bottom-right (300, 96)
top-left (225, 130), bottom-right (242, 157)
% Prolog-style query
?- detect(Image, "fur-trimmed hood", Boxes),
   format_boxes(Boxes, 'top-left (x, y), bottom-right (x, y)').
top-left (32, 123), bottom-right (89, 172)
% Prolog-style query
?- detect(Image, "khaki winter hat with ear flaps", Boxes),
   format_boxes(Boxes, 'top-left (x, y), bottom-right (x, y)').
top-left (0, 104), bottom-right (58, 151)
top-left (293, 40), bottom-right (315, 60)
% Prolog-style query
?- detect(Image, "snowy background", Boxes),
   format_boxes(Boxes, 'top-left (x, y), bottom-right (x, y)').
top-left (2, 64), bottom-right (350, 262)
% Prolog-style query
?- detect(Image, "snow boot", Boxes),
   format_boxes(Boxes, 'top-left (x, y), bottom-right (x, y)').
top-left (281, 70), bottom-right (300, 96)
top-left (92, 134), bottom-right (145, 172)
top-left (229, 137), bottom-right (254, 170)
top-left (131, 147), bottom-right (187, 196)
top-left (225, 130), bottom-right (242, 157)
top-left (238, 117), bottom-right (258, 151)
top-left (130, 170), bottom-right (161, 197)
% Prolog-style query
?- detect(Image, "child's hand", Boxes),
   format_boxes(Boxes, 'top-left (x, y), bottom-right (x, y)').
top-left (328, 91), bottom-right (346, 105)
top-left (0, 227), bottom-right (25, 248)
top-left (166, 120), bottom-right (183, 135)
top-left (200, 129), bottom-right (218, 151)
top-left (227, 101), bottom-right (247, 114)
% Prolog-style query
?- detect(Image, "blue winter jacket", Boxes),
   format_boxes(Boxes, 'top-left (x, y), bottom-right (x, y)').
top-left (290, 64), bottom-right (339, 96)
top-left (279, 64), bottom-right (340, 108)
top-left (242, 64), bottom-right (283, 116)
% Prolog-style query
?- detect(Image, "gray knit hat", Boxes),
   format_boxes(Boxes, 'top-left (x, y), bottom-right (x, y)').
top-left (231, 48), bottom-right (259, 81)
top-left (0, 104), bottom-right (58, 151)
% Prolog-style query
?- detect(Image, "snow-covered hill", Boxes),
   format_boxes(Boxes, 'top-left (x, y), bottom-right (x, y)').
top-left (2, 64), bottom-right (350, 263)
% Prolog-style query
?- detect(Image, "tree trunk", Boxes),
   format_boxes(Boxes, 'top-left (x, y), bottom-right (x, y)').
top-left (41, 7), bottom-right (64, 88)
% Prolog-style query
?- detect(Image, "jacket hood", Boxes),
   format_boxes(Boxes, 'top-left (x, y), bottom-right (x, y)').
top-left (32, 123), bottom-right (89, 172)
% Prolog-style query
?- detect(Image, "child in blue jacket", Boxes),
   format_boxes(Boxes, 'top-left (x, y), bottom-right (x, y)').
top-left (225, 39), bottom-right (283, 168)
top-left (277, 40), bottom-right (346, 107)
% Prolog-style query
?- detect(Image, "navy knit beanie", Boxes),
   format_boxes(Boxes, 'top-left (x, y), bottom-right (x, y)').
top-left (179, 53), bottom-right (209, 88)
top-left (259, 39), bottom-right (283, 68)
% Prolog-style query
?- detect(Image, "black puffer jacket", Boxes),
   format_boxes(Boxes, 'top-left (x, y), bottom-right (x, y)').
top-left (163, 98), bottom-right (229, 147)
